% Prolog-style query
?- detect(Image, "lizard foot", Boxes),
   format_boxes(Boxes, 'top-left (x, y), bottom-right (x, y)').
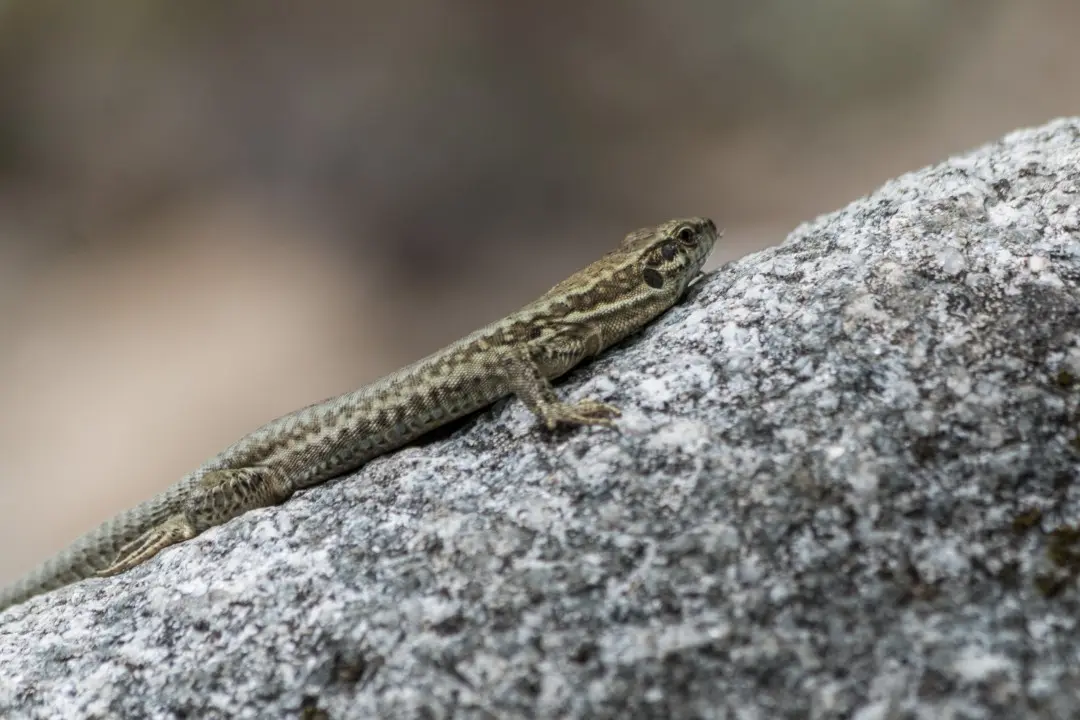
top-left (98, 514), bottom-right (196, 577)
top-left (541, 399), bottom-right (621, 430)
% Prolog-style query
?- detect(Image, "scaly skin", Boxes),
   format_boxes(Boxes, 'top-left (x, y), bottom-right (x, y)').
top-left (0, 217), bottom-right (719, 612)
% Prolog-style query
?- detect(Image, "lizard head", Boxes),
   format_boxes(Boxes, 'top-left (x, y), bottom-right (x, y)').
top-left (621, 217), bottom-right (720, 299)
top-left (533, 216), bottom-right (720, 318)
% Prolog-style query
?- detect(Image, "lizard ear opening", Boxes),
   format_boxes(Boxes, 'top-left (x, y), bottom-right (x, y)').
top-left (642, 268), bottom-right (664, 289)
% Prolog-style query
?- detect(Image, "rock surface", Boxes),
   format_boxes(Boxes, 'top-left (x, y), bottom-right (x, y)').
top-left (4, 118), bottom-right (1080, 719)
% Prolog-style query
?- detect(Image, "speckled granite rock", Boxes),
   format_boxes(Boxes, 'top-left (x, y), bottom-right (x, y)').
top-left (4, 118), bottom-right (1080, 720)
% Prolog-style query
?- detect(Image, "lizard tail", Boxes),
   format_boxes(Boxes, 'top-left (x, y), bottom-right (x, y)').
top-left (0, 554), bottom-right (93, 612)
top-left (0, 493), bottom-right (180, 613)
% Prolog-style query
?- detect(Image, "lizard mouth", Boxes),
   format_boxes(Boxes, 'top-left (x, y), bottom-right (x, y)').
top-left (686, 269), bottom-right (708, 288)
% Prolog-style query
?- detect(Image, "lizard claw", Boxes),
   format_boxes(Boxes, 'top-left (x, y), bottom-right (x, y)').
top-left (98, 515), bottom-right (196, 577)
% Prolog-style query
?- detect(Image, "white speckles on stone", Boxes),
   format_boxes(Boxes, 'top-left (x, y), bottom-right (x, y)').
top-left (613, 406), bottom-right (655, 434)
top-left (645, 418), bottom-right (710, 454)
top-left (844, 293), bottom-right (891, 325)
top-left (737, 553), bottom-right (765, 585)
top-left (992, 248), bottom-right (1017, 275)
top-left (414, 594), bottom-right (462, 628)
top-left (710, 522), bottom-right (742, 551)
top-left (815, 390), bottom-right (840, 413)
top-left (1028, 254), bottom-right (1049, 273)
top-left (1060, 202), bottom-right (1080, 227)
top-left (718, 322), bottom-right (759, 366)
top-left (945, 369), bottom-right (973, 397)
top-left (952, 646), bottom-right (1016, 683)
top-left (598, 613), bottom-right (732, 665)
top-left (987, 201), bottom-right (1025, 228)
top-left (904, 407), bottom-right (938, 432)
top-left (570, 443), bottom-right (623, 488)
top-left (922, 540), bottom-right (971, 579)
top-left (79, 663), bottom-right (125, 716)
top-left (581, 374), bottom-right (617, 400)
top-left (767, 581), bottom-right (791, 603)
top-left (814, 681), bottom-right (846, 714)
top-left (643, 687), bottom-right (664, 703)
top-left (679, 307), bottom-right (709, 332)
top-left (938, 247), bottom-right (967, 275)
top-left (768, 253), bottom-right (801, 278)
top-left (505, 401), bottom-right (539, 436)
top-left (1036, 269), bottom-right (1064, 288)
top-left (963, 271), bottom-right (990, 291)
top-left (635, 375), bottom-right (672, 408)
top-left (742, 274), bottom-right (776, 302)
top-left (1064, 346), bottom-right (1080, 374)
top-left (825, 444), bottom-right (846, 461)
top-left (979, 422), bottom-right (1007, 448)
top-left (851, 699), bottom-right (890, 720)
top-left (846, 463), bottom-right (880, 497)
top-left (681, 356), bottom-right (716, 390)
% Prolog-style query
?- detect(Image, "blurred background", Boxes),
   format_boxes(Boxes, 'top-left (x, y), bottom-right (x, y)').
top-left (1, 0), bottom-right (1078, 586)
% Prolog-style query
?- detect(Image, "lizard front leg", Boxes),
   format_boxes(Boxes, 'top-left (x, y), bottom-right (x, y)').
top-left (97, 466), bottom-right (293, 576)
top-left (503, 323), bottom-right (621, 430)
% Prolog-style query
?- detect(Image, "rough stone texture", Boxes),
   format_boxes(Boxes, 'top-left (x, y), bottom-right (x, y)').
top-left (4, 118), bottom-right (1080, 720)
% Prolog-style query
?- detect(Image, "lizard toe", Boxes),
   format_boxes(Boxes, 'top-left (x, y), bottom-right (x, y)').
top-left (98, 515), bottom-right (196, 577)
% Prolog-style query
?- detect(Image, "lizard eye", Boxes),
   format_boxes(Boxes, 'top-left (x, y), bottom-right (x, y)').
top-left (660, 242), bottom-right (678, 261)
top-left (676, 226), bottom-right (696, 244)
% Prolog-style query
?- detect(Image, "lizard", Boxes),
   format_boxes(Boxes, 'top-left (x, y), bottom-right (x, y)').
top-left (0, 217), bottom-right (718, 612)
